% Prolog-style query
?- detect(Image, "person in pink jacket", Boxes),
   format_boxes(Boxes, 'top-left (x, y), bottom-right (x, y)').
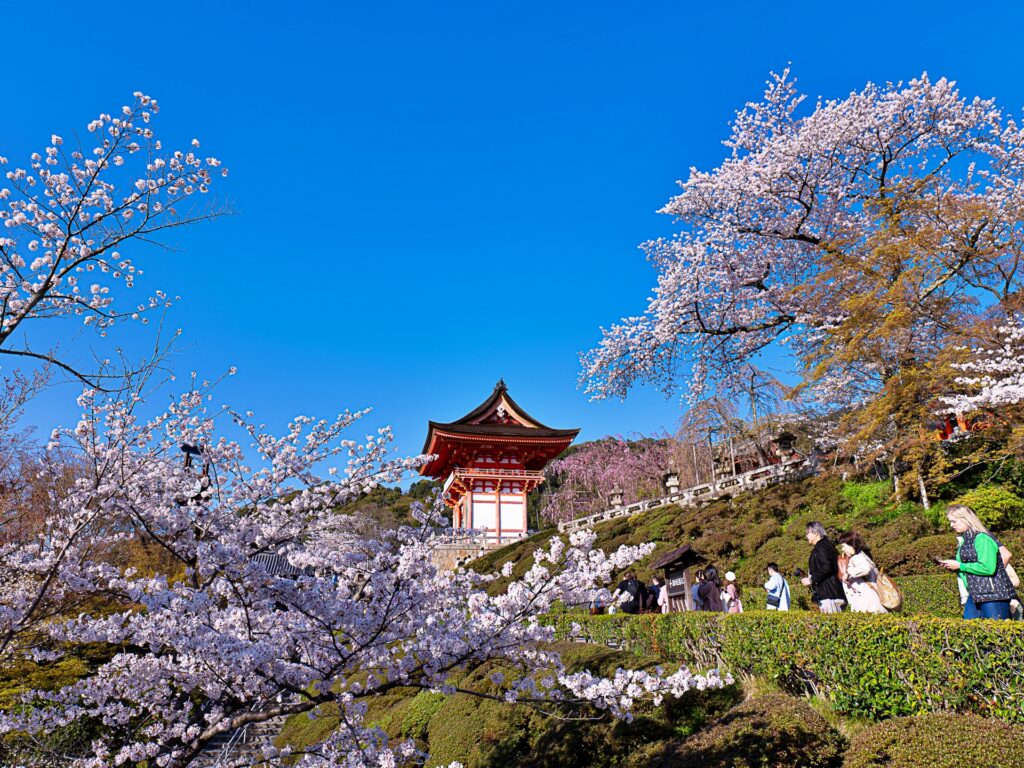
top-left (724, 571), bottom-right (743, 613)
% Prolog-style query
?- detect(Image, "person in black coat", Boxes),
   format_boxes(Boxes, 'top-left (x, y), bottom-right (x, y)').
top-left (801, 521), bottom-right (846, 613)
top-left (614, 572), bottom-right (645, 614)
top-left (698, 565), bottom-right (725, 612)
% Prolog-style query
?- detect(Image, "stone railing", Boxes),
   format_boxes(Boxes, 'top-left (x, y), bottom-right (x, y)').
top-left (557, 457), bottom-right (816, 534)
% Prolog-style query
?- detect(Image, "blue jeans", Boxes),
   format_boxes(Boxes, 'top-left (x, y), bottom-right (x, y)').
top-left (963, 596), bottom-right (1012, 620)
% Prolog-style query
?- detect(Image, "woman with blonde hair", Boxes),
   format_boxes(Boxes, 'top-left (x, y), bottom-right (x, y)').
top-left (939, 504), bottom-right (1018, 620)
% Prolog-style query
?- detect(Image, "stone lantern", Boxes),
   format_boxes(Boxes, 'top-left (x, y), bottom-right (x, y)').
top-left (608, 487), bottom-right (624, 509)
top-left (771, 431), bottom-right (797, 461)
top-left (662, 461), bottom-right (681, 494)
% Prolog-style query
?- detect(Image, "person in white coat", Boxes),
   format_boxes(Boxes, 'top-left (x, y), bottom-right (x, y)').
top-left (656, 577), bottom-right (670, 613)
top-left (837, 531), bottom-right (886, 614)
top-left (764, 563), bottom-right (790, 611)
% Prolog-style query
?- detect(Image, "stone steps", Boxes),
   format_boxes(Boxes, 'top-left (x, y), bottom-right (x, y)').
top-left (190, 715), bottom-right (286, 767)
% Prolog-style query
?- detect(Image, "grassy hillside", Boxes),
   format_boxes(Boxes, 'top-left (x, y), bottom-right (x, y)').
top-left (472, 475), bottom-right (1024, 612)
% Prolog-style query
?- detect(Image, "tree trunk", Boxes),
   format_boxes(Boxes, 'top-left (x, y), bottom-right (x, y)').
top-left (918, 474), bottom-right (930, 510)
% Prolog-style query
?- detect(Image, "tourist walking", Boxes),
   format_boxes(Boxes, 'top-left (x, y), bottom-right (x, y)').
top-left (764, 563), bottom-right (790, 611)
top-left (648, 576), bottom-right (663, 613)
top-left (654, 576), bottom-right (670, 613)
top-left (939, 505), bottom-right (1017, 620)
top-left (837, 531), bottom-right (886, 614)
top-left (724, 571), bottom-right (743, 613)
top-left (801, 522), bottom-right (846, 613)
top-left (698, 565), bottom-right (724, 612)
top-left (691, 569), bottom-right (705, 611)
top-left (613, 572), bottom-right (645, 615)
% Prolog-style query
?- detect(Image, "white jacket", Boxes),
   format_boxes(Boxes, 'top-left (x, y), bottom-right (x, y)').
top-left (843, 552), bottom-right (886, 613)
top-left (764, 572), bottom-right (790, 611)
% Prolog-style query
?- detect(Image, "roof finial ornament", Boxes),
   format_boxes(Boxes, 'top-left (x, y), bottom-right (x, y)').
top-left (495, 378), bottom-right (506, 391)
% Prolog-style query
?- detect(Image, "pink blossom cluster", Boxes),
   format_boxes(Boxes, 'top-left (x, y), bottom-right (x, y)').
top-left (540, 437), bottom-right (673, 524)
top-left (0, 385), bottom-right (725, 767)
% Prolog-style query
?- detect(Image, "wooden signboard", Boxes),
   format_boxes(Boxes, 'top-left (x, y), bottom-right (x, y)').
top-left (653, 544), bottom-right (705, 613)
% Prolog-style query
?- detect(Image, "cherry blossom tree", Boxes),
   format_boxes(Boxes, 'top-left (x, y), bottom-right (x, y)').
top-left (582, 71), bottom-right (1024, 466)
top-left (0, 94), bottom-right (729, 767)
top-left (540, 437), bottom-right (676, 524)
top-left (0, 92), bottom-right (226, 388)
top-left (0, 384), bottom-right (725, 767)
top-left (936, 317), bottom-right (1024, 470)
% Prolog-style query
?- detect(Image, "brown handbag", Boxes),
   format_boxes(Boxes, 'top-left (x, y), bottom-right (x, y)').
top-left (873, 570), bottom-right (904, 612)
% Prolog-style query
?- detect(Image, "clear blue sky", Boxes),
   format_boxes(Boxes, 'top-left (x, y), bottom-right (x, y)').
top-left (7, 1), bottom-right (1024, 477)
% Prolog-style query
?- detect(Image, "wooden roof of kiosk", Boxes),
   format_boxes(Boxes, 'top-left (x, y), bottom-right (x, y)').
top-left (652, 544), bottom-right (705, 572)
top-left (419, 380), bottom-right (579, 511)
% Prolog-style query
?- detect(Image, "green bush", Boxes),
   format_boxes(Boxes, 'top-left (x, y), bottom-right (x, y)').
top-left (877, 534), bottom-right (955, 577)
top-left (922, 499), bottom-right (949, 529)
top-left (400, 690), bottom-right (446, 741)
top-left (952, 486), bottom-right (1024, 531)
top-left (843, 712), bottom-right (1024, 768)
top-left (871, 500), bottom-right (916, 525)
top-left (639, 693), bottom-right (845, 768)
top-left (897, 574), bottom-right (960, 618)
top-left (554, 612), bottom-right (1024, 722)
top-left (841, 481), bottom-right (891, 519)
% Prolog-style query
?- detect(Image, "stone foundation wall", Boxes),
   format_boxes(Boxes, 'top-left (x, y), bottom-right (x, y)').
top-left (430, 543), bottom-right (490, 571)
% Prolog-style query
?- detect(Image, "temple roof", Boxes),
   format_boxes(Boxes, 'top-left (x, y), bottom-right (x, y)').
top-left (419, 380), bottom-right (580, 477)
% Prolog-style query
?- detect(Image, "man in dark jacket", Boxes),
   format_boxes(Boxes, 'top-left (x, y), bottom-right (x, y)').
top-left (614, 572), bottom-right (645, 614)
top-left (801, 521), bottom-right (846, 613)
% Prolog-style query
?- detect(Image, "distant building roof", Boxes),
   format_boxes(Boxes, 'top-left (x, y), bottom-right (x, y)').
top-left (420, 380), bottom-right (579, 478)
top-left (251, 552), bottom-right (308, 578)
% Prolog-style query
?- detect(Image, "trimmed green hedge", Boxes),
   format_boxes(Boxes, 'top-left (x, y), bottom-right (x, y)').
top-left (552, 612), bottom-right (1024, 722)
top-left (897, 573), bottom-right (960, 618)
top-left (953, 486), bottom-right (1024, 531)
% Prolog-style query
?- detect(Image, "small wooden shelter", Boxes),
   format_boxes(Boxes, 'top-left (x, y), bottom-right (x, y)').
top-left (652, 545), bottom-right (706, 612)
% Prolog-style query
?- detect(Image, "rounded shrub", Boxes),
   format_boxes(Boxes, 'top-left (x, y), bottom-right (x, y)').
top-left (952, 486), bottom-right (1024, 531)
top-left (646, 693), bottom-right (845, 768)
top-left (840, 481), bottom-right (891, 519)
top-left (844, 712), bottom-right (1024, 768)
top-left (877, 534), bottom-right (955, 577)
